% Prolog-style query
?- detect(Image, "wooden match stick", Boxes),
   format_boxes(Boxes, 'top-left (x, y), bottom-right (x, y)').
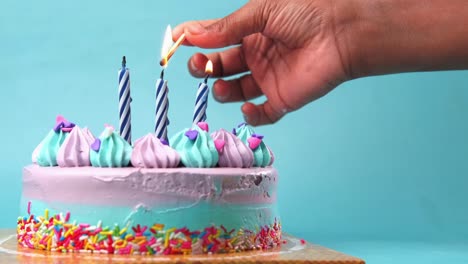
top-left (160, 33), bottom-right (186, 66)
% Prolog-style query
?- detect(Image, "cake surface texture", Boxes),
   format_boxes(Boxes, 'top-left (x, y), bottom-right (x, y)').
top-left (18, 119), bottom-right (281, 255)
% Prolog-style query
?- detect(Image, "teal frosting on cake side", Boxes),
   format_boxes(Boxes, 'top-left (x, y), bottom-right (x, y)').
top-left (19, 165), bottom-right (281, 254)
top-left (20, 165), bottom-right (279, 231)
top-left (20, 198), bottom-right (278, 232)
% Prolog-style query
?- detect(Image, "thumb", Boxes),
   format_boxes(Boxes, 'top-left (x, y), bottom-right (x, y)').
top-left (184, 1), bottom-right (268, 48)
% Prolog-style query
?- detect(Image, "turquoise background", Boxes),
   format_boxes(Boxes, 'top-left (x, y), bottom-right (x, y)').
top-left (1, 0), bottom-right (468, 263)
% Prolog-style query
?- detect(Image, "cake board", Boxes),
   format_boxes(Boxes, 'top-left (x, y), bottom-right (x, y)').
top-left (0, 229), bottom-right (364, 264)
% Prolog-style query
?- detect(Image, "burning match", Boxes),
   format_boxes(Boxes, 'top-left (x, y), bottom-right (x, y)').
top-left (160, 33), bottom-right (186, 67)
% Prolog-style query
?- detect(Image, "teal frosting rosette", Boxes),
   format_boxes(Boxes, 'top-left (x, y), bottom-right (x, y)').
top-left (170, 122), bottom-right (219, 168)
top-left (34, 115), bottom-right (76, 167)
top-left (233, 123), bottom-right (274, 167)
top-left (90, 125), bottom-right (132, 167)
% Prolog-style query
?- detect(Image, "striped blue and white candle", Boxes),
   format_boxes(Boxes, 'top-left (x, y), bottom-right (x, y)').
top-left (118, 56), bottom-right (131, 144)
top-left (192, 60), bottom-right (213, 125)
top-left (192, 81), bottom-right (209, 125)
top-left (155, 70), bottom-right (169, 141)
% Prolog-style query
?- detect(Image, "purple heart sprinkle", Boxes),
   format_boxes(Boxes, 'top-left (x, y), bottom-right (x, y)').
top-left (185, 130), bottom-right (199, 141)
top-left (91, 139), bottom-right (101, 152)
top-left (252, 133), bottom-right (264, 139)
top-left (63, 121), bottom-right (76, 128)
top-left (53, 122), bottom-right (64, 133)
top-left (237, 122), bottom-right (247, 128)
top-left (232, 128), bottom-right (237, 135)
top-left (160, 138), bottom-right (169, 146)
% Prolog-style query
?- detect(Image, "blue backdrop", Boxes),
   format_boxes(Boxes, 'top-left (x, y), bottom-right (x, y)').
top-left (1, 0), bottom-right (468, 262)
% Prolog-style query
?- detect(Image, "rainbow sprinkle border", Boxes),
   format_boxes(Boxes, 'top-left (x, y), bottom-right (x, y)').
top-left (17, 207), bottom-right (282, 255)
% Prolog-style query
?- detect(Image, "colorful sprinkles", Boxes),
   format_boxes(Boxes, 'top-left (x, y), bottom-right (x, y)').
top-left (17, 206), bottom-right (282, 255)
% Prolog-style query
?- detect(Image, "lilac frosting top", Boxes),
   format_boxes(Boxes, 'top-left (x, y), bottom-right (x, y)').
top-left (211, 129), bottom-right (254, 168)
top-left (57, 127), bottom-right (95, 167)
top-left (22, 165), bottom-right (278, 206)
top-left (131, 134), bottom-right (180, 168)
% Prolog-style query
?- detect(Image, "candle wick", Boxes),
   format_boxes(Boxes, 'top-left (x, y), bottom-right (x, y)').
top-left (122, 56), bottom-right (127, 68)
top-left (160, 69), bottom-right (165, 79)
top-left (204, 75), bottom-right (209, 84)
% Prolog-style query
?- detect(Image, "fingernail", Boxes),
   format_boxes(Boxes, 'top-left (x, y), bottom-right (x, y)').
top-left (189, 59), bottom-right (204, 76)
top-left (214, 93), bottom-right (228, 102)
top-left (213, 81), bottom-right (229, 101)
top-left (186, 23), bottom-right (206, 35)
top-left (172, 26), bottom-right (183, 38)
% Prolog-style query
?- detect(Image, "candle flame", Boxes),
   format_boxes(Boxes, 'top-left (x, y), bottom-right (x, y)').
top-left (205, 60), bottom-right (213, 75)
top-left (160, 33), bottom-right (186, 67)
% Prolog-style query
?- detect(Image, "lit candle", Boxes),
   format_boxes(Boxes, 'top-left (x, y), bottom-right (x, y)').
top-left (192, 60), bottom-right (213, 125)
top-left (154, 25), bottom-right (177, 141)
top-left (118, 56), bottom-right (131, 144)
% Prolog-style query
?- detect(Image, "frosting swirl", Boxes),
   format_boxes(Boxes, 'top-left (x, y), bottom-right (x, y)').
top-left (234, 123), bottom-right (274, 167)
top-left (211, 129), bottom-right (254, 168)
top-left (34, 116), bottom-right (76, 167)
top-left (131, 134), bottom-right (180, 168)
top-left (170, 123), bottom-right (219, 168)
top-left (90, 126), bottom-right (132, 167)
top-left (35, 130), bottom-right (69, 166)
top-left (56, 126), bottom-right (95, 167)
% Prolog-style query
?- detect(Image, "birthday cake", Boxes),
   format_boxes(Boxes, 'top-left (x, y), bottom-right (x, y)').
top-left (17, 117), bottom-right (281, 255)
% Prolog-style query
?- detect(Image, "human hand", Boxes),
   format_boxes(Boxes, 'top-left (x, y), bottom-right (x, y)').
top-left (173, 0), bottom-right (353, 126)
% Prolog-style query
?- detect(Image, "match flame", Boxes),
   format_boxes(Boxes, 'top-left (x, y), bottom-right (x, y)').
top-left (205, 60), bottom-right (213, 75)
top-left (160, 25), bottom-right (173, 68)
top-left (160, 33), bottom-right (186, 67)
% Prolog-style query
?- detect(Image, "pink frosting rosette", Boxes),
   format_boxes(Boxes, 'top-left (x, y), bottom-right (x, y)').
top-left (211, 129), bottom-right (254, 168)
top-left (131, 134), bottom-right (180, 168)
top-left (56, 127), bottom-right (95, 167)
